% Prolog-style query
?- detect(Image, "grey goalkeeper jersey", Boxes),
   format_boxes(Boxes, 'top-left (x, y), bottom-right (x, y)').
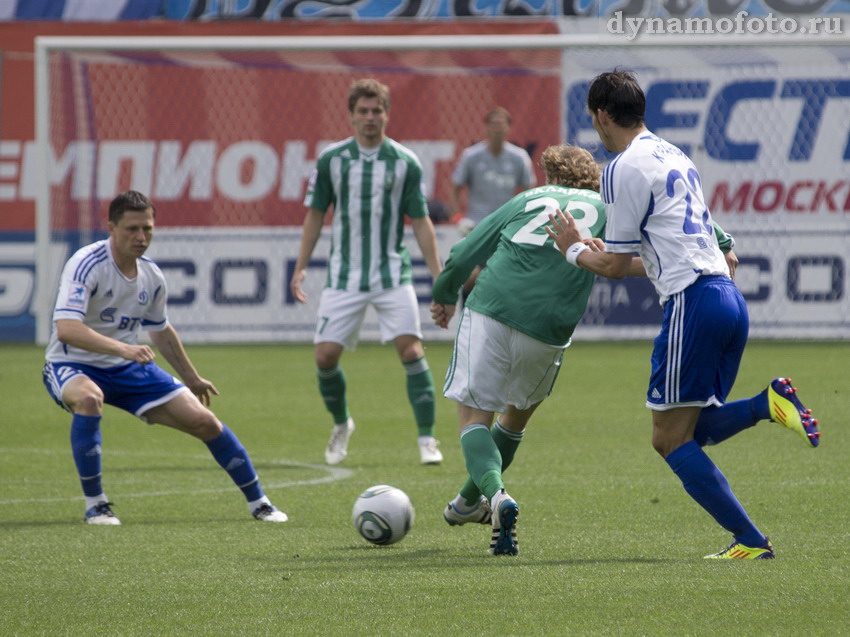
top-left (452, 141), bottom-right (536, 223)
top-left (433, 185), bottom-right (605, 346)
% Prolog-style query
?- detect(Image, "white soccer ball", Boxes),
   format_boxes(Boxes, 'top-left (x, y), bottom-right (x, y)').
top-left (352, 485), bottom-right (415, 546)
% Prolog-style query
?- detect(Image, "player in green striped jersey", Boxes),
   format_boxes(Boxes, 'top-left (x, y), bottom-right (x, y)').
top-left (291, 79), bottom-right (444, 466)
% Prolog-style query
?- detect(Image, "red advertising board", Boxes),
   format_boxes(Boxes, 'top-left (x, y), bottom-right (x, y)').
top-left (0, 19), bottom-right (560, 232)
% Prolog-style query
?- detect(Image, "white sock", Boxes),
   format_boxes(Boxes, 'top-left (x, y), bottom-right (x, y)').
top-left (247, 495), bottom-right (271, 513)
top-left (451, 494), bottom-right (478, 513)
top-left (85, 494), bottom-right (108, 509)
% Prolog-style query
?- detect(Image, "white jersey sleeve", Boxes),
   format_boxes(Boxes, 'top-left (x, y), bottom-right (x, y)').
top-left (46, 240), bottom-right (170, 368)
top-left (602, 132), bottom-right (729, 304)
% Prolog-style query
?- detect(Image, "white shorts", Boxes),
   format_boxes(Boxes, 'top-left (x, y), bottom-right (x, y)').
top-left (314, 285), bottom-right (423, 350)
top-left (443, 308), bottom-right (568, 412)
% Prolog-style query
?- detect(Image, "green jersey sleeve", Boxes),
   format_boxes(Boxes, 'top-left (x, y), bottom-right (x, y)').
top-left (712, 221), bottom-right (735, 253)
top-left (432, 208), bottom-right (506, 305)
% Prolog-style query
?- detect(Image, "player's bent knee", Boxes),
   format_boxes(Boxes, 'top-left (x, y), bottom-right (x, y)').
top-left (70, 391), bottom-right (104, 415)
top-left (397, 340), bottom-right (424, 363)
top-left (651, 433), bottom-right (673, 457)
top-left (186, 412), bottom-right (222, 441)
top-left (315, 354), bottom-right (339, 369)
top-left (315, 343), bottom-right (343, 369)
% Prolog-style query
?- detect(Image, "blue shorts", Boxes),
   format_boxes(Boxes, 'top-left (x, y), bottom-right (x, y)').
top-left (42, 360), bottom-right (189, 420)
top-left (647, 275), bottom-right (748, 410)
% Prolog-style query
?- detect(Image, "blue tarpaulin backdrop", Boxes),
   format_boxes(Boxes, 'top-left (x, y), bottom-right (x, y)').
top-left (2, 0), bottom-right (848, 21)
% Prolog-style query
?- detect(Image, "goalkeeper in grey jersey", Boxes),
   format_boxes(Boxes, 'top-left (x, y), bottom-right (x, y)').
top-left (430, 145), bottom-right (640, 555)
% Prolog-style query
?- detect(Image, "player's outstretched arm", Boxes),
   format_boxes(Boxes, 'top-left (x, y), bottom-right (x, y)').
top-left (148, 325), bottom-right (219, 406)
top-left (56, 319), bottom-right (155, 364)
top-left (629, 257), bottom-right (646, 277)
top-left (290, 207), bottom-right (326, 304)
top-left (546, 209), bottom-right (633, 279)
top-left (585, 237), bottom-right (646, 277)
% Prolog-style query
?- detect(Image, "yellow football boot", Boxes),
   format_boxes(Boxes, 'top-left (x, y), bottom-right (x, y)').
top-left (705, 538), bottom-right (775, 559)
top-left (767, 378), bottom-right (820, 447)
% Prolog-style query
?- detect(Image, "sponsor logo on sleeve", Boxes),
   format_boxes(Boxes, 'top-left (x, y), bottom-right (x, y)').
top-left (67, 285), bottom-right (87, 309)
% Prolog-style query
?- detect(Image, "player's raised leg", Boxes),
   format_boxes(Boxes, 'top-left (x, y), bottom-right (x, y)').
top-left (693, 380), bottom-right (820, 448)
top-left (765, 378), bottom-right (820, 447)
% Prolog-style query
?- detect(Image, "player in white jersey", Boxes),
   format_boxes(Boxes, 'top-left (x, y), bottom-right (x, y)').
top-left (290, 78), bottom-right (444, 467)
top-left (42, 190), bottom-right (287, 525)
top-left (547, 70), bottom-right (820, 560)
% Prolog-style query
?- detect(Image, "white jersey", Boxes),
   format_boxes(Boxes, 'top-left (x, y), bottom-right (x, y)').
top-left (602, 131), bottom-right (729, 304)
top-left (46, 239), bottom-right (169, 368)
top-left (452, 141), bottom-right (536, 223)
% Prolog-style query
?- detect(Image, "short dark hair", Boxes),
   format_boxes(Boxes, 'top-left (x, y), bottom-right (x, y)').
top-left (587, 69), bottom-right (646, 128)
top-left (108, 190), bottom-right (155, 224)
top-left (348, 78), bottom-right (391, 113)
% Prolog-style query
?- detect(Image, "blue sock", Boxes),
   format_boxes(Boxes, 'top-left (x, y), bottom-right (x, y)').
top-left (71, 414), bottom-right (104, 498)
top-left (205, 424), bottom-right (263, 502)
top-left (665, 441), bottom-right (765, 547)
top-left (694, 394), bottom-right (764, 446)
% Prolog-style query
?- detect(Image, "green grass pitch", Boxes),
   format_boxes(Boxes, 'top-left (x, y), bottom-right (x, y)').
top-left (1, 340), bottom-right (848, 635)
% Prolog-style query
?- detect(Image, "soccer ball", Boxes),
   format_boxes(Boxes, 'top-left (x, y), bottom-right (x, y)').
top-left (352, 485), bottom-right (414, 546)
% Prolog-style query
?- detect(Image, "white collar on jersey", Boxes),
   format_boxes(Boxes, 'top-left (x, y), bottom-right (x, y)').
top-left (357, 143), bottom-right (381, 161)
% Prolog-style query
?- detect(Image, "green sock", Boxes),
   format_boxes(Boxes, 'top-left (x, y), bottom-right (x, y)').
top-left (459, 420), bottom-right (524, 504)
top-left (404, 357), bottom-right (435, 437)
top-left (317, 365), bottom-right (349, 425)
top-left (460, 424), bottom-right (504, 501)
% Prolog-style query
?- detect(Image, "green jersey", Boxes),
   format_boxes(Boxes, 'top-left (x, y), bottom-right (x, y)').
top-left (433, 185), bottom-right (606, 346)
top-left (304, 136), bottom-right (429, 292)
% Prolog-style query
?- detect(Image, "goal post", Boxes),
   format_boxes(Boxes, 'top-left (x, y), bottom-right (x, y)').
top-left (34, 33), bottom-right (850, 344)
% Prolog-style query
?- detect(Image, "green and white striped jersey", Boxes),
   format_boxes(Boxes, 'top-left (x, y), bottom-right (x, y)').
top-left (304, 136), bottom-right (429, 292)
top-left (433, 185), bottom-right (606, 346)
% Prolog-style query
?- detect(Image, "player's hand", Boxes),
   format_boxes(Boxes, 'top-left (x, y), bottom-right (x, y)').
top-left (290, 269), bottom-right (308, 304)
top-left (430, 302), bottom-right (455, 329)
top-left (724, 249), bottom-right (739, 281)
top-left (124, 344), bottom-right (156, 364)
top-left (585, 237), bottom-right (605, 252)
top-left (545, 209), bottom-right (584, 255)
top-left (186, 377), bottom-right (220, 407)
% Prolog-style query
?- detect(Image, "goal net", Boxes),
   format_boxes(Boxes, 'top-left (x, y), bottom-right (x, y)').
top-left (34, 35), bottom-right (850, 343)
